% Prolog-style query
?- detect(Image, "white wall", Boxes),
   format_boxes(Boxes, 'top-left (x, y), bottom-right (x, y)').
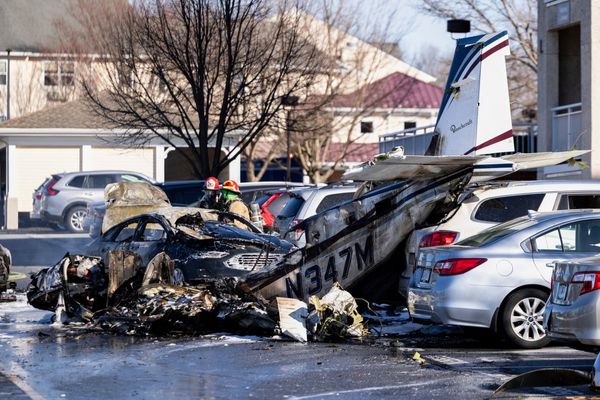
top-left (13, 146), bottom-right (80, 212)
top-left (5, 143), bottom-right (161, 227)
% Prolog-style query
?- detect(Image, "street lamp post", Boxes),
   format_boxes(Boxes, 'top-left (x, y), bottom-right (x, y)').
top-left (280, 95), bottom-right (299, 182)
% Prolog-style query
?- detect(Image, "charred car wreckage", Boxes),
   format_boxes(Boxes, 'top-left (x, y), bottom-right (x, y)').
top-left (27, 182), bottom-right (366, 340)
top-left (26, 32), bottom-right (589, 342)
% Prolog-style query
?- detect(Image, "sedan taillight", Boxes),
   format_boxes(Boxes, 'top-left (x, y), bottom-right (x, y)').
top-left (433, 258), bottom-right (487, 276)
top-left (419, 231), bottom-right (459, 248)
top-left (571, 272), bottom-right (600, 295)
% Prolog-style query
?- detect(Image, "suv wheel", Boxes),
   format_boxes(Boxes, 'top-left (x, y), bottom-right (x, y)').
top-left (500, 288), bottom-right (550, 349)
top-left (65, 206), bottom-right (87, 233)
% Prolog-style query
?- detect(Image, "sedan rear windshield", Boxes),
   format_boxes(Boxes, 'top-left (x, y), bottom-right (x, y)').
top-left (457, 217), bottom-right (537, 247)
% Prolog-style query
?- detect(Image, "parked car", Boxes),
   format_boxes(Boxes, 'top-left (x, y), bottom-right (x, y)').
top-left (409, 209), bottom-right (600, 349)
top-left (84, 181), bottom-right (311, 237)
top-left (403, 181), bottom-right (600, 298)
top-left (257, 186), bottom-right (323, 232)
top-left (31, 177), bottom-right (55, 220)
top-left (544, 255), bottom-right (600, 349)
top-left (86, 207), bottom-right (294, 283)
top-left (33, 171), bottom-right (154, 232)
top-left (274, 184), bottom-right (358, 244)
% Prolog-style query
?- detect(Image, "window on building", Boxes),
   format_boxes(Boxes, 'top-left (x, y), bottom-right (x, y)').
top-left (360, 121), bottom-right (374, 134)
top-left (404, 121), bottom-right (417, 130)
top-left (558, 25), bottom-right (581, 105)
top-left (0, 61), bottom-right (6, 85)
top-left (43, 61), bottom-right (75, 87)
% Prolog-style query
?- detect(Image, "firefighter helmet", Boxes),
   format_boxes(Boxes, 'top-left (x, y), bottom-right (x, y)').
top-left (205, 177), bottom-right (220, 191)
top-left (221, 179), bottom-right (240, 194)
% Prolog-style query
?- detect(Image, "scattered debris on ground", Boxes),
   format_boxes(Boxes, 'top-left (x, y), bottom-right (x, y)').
top-left (0, 290), bottom-right (16, 303)
top-left (277, 283), bottom-right (370, 342)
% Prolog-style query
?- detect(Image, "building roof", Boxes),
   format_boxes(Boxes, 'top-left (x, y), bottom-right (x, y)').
top-left (0, 98), bottom-right (110, 129)
top-left (328, 71), bottom-right (443, 110)
top-left (0, 0), bottom-right (81, 52)
top-left (323, 143), bottom-right (379, 163)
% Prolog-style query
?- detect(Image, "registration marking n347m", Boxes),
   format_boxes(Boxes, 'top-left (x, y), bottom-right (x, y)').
top-left (285, 235), bottom-right (374, 298)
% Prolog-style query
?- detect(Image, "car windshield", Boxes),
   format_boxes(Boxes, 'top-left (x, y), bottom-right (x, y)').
top-left (456, 216), bottom-right (537, 247)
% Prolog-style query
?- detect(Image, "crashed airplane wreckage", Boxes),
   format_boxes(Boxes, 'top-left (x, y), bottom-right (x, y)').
top-left (27, 31), bottom-right (588, 339)
top-left (244, 31), bottom-right (588, 302)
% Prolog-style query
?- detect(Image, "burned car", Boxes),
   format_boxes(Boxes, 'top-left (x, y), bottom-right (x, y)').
top-left (87, 207), bottom-right (295, 283)
top-left (27, 205), bottom-right (295, 334)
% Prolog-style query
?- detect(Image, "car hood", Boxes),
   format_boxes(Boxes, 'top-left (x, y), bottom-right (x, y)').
top-left (203, 221), bottom-right (292, 248)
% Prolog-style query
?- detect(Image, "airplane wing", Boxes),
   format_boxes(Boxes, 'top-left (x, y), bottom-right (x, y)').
top-left (343, 150), bottom-right (590, 182)
top-left (342, 155), bottom-right (488, 181)
top-left (502, 150), bottom-right (589, 170)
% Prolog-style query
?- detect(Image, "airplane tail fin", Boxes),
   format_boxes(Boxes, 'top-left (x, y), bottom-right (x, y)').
top-left (432, 31), bottom-right (513, 156)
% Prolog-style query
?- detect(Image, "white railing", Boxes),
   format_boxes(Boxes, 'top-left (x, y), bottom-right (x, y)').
top-left (551, 102), bottom-right (582, 151)
top-left (379, 123), bottom-right (537, 155)
top-left (379, 124), bottom-right (436, 155)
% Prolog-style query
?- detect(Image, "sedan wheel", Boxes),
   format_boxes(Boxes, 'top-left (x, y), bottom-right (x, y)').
top-left (501, 288), bottom-right (551, 349)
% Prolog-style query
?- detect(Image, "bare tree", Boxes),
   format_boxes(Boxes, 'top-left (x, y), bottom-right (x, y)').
top-left (419, 0), bottom-right (537, 117)
top-left (410, 45), bottom-right (453, 86)
top-left (254, 1), bottom-right (425, 183)
top-left (243, 126), bottom-right (286, 181)
top-left (61, 0), bottom-right (320, 179)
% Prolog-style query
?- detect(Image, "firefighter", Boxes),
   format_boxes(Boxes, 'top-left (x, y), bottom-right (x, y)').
top-left (198, 177), bottom-right (222, 210)
top-left (221, 179), bottom-right (250, 230)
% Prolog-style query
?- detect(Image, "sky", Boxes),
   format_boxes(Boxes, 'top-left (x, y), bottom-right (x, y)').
top-left (399, 2), bottom-right (455, 59)
top-left (351, 0), bottom-right (455, 60)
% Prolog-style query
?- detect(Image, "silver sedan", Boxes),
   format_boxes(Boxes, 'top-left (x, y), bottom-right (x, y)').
top-left (408, 210), bottom-right (600, 348)
top-left (545, 255), bottom-right (600, 348)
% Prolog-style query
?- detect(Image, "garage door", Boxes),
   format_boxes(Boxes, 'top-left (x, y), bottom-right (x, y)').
top-left (89, 147), bottom-right (155, 180)
top-left (15, 146), bottom-right (80, 212)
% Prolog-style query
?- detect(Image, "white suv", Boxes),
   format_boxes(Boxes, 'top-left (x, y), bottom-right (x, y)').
top-left (401, 180), bottom-right (600, 299)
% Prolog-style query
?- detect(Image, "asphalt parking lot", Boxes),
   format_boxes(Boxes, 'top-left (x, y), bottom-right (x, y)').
top-left (1, 230), bottom-right (599, 399)
top-left (0, 293), bottom-right (598, 399)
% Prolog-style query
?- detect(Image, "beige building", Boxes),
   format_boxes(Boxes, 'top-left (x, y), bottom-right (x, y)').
top-left (538, 0), bottom-right (597, 178)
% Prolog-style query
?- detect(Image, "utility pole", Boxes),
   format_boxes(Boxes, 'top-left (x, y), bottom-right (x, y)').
top-left (280, 95), bottom-right (299, 181)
